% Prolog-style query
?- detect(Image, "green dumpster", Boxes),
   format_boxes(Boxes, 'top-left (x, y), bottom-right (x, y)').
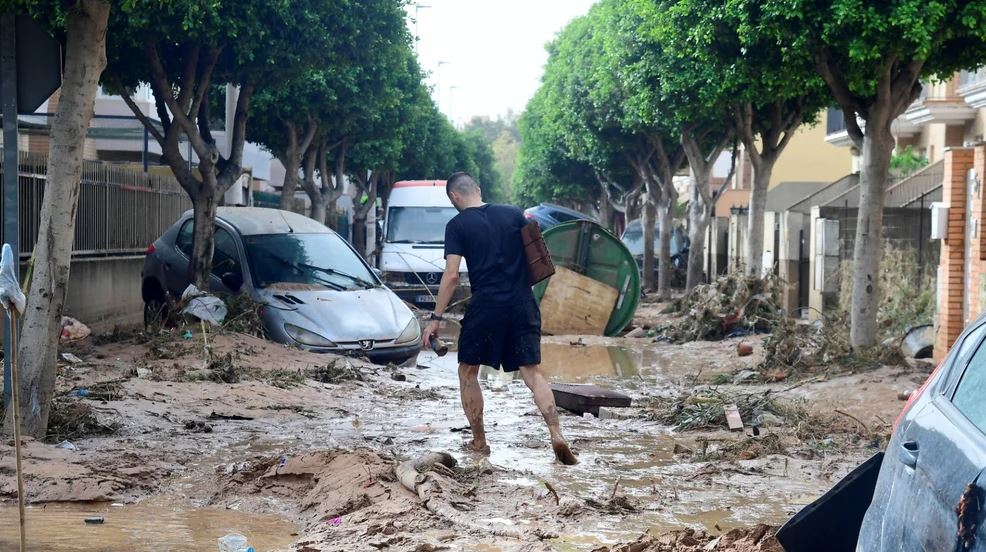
top-left (534, 220), bottom-right (641, 336)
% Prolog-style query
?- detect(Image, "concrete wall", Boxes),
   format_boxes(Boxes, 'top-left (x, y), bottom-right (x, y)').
top-left (63, 256), bottom-right (145, 331)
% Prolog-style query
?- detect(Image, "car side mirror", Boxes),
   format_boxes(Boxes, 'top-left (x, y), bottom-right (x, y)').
top-left (371, 268), bottom-right (383, 279)
top-left (221, 271), bottom-right (244, 292)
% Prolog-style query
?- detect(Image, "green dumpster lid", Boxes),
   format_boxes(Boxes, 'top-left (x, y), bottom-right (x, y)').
top-left (533, 220), bottom-right (641, 336)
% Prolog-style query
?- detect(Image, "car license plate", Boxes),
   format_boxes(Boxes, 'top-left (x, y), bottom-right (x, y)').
top-left (416, 295), bottom-right (436, 303)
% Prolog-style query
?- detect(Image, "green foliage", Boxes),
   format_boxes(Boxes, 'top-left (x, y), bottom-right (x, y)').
top-left (890, 146), bottom-right (930, 175)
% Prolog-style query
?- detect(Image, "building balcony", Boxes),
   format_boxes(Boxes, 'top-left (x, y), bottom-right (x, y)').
top-left (958, 68), bottom-right (986, 109)
top-left (903, 78), bottom-right (976, 125)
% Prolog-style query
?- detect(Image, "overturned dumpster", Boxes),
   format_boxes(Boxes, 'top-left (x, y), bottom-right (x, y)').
top-left (534, 220), bottom-right (640, 336)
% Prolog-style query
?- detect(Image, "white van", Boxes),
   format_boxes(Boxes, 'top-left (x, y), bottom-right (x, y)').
top-left (378, 180), bottom-right (468, 306)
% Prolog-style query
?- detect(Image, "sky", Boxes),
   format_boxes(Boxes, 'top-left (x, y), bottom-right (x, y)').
top-left (406, 0), bottom-right (598, 126)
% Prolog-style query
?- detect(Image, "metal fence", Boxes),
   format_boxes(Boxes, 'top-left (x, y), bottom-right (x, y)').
top-left (0, 150), bottom-right (191, 257)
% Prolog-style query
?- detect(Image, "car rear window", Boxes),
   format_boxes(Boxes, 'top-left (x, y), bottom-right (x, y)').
top-left (952, 328), bottom-right (986, 434)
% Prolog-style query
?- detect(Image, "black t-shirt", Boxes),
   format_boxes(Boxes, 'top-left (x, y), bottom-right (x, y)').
top-left (444, 204), bottom-right (532, 307)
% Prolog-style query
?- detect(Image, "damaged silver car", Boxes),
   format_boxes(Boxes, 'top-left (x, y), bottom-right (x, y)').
top-left (141, 207), bottom-right (421, 365)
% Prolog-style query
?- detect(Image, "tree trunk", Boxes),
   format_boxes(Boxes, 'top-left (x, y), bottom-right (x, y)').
top-left (279, 147), bottom-right (300, 211)
top-left (686, 192), bottom-right (710, 290)
top-left (641, 194), bottom-right (657, 291)
top-left (352, 215), bottom-right (367, 258)
top-left (4, 0), bottom-right (109, 438)
top-left (189, 188), bottom-right (218, 290)
top-left (657, 195), bottom-right (673, 299)
top-left (850, 127), bottom-right (894, 347)
top-left (745, 161), bottom-right (773, 277)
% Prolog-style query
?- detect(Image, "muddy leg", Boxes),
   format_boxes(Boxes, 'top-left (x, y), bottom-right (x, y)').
top-left (458, 363), bottom-right (489, 454)
top-left (518, 365), bottom-right (578, 465)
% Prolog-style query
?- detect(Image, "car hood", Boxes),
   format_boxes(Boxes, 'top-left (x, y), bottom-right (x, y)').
top-left (257, 286), bottom-right (414, 342)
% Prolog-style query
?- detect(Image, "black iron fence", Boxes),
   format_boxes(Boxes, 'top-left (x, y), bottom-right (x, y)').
top-left (0, 150), bottom-right (190, 257)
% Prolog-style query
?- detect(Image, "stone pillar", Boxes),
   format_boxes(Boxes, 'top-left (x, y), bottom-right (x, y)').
top-left (935, 147), bottom-right (975, 361)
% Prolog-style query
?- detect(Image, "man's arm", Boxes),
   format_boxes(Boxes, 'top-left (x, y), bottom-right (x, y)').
top-left (423, 254), bottom-right (462, 348)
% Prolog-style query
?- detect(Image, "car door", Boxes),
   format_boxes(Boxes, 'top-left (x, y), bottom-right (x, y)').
top-left (164, 218), bottom-right (195, 296)
top-left (890, 321), bottom-right (986, 550)
top-left (209, 226), bottom-right (245, 294)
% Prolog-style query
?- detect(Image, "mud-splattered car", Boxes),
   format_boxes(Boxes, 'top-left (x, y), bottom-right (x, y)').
top-left (853, 315), bottom-right (986, 550)
top-left (141, 207), bottom-right (421, 365)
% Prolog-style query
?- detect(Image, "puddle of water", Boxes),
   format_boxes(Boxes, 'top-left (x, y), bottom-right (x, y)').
top-left (0, 499), bottom-right (298, 552)
top-left (420, 343), bottom-right (643, 383)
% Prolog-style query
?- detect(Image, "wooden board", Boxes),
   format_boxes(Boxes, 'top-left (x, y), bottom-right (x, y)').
top-left (539, 266), bottom-right (618, 336)
top-left (550, 383), bottom-right (632, 416)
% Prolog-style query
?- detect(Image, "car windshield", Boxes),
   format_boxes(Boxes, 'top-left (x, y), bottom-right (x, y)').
top-left (386, 206), bottom-right (458, 243)
top-left (622, 225), bottom-right (686, 257)
top-left (243, 233), bottom-right (377, 290)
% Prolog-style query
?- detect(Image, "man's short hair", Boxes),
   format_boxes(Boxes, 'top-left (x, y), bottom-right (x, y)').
top-left (446, 172), bottom-right (480, 196)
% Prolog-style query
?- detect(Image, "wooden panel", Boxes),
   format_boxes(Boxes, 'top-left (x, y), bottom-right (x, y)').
top-left (550, 383), bottom-right (632, 416)
top-left (539, 266), bottom-right (618, 336)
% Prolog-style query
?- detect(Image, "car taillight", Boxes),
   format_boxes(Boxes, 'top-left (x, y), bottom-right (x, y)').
top-left (146, 243), bottom-right (156, 255)
top-left (893, 358), bottom-right (945, 432)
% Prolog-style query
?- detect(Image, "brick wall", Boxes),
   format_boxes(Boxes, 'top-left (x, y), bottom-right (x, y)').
top-left (936, 147), bottom-right (977, 360)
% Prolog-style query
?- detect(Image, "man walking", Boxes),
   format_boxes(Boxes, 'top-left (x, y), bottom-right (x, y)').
top-left (423, 172), bottom-right (577, 465)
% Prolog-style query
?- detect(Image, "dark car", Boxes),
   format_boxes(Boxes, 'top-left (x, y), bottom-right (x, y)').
top-left (141, 207), bottom-right (421, 365)
top-left (853, 314), bottom-right (986, 550)
top-left (620, 218), bottom-right (690, 284)
top-left (523, 203), bottom-right (596, 230)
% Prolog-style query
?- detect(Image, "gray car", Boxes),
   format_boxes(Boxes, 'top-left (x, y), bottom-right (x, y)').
top-left (141, 207), bottom-right (422, 365)
top-left (855, 314), bottom-right (986, 550)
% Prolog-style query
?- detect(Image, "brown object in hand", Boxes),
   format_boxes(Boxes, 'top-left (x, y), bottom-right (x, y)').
top-left (430, 337), bottom-right (449, 357)
top-left (521, 220), bottom-right (555, 286)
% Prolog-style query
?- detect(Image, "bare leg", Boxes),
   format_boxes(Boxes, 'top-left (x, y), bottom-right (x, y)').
top-left (458, 363), bottom-right (490, 454)
top-left (518, 365), bottom-right (578, 465)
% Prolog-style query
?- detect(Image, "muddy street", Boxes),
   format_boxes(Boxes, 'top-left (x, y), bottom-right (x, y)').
top-left (0, 304), bottom-right (925, 551)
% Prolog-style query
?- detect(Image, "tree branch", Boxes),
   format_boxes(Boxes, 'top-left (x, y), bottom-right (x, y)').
top-left (143, 41), bottom-right (210, 156)
top-left (300, 118), bottom-right (318, 155)
top-left (187, 47), bottom-right (222, 134)
top-left (111, 76), bottom-right (165, 145)
top-left (814, 47), bottom-right (865, 148)
top-left (176, 43), bottom-right (201, 115)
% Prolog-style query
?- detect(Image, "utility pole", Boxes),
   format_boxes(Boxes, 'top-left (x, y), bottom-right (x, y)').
top-left (414, 3), bottom-right (431, 55)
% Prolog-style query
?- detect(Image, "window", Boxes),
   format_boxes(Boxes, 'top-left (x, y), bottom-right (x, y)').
top-left (211, 229), bottom-right (241, 278)
top-left (385, 207), bottom-right (458, 244)
top-left (176, 220), bottom-right (194, 257)
top-left (951, 323), bottom-right (986, 434)
top-left (552, 211), bottom-right (579, 223)
top-left (243, 233), bottom-right (376, 290)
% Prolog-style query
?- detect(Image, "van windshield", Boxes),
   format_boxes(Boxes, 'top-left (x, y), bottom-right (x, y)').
top-left (386, 206), bottom-right (458, 243)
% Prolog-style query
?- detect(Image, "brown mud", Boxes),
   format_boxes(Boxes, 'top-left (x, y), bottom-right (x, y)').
top-left (0, 311), bottom-right (921, 551)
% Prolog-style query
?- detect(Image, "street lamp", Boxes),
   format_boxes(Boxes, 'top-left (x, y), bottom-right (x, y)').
top-left (414, 3), bottom-right (431, 54)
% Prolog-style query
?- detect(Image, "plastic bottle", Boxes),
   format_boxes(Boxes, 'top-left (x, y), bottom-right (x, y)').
top-left (218, 533), bottom-right (254, 552)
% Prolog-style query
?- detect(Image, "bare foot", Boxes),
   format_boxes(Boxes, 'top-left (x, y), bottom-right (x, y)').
top-left (462, 439), bottom-right (491, 456)
top-left (551, 437), bottom-right (578, 465)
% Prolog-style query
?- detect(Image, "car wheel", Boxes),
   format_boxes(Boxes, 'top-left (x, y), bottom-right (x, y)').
top-left (143, 282), bottom-right (171, 328)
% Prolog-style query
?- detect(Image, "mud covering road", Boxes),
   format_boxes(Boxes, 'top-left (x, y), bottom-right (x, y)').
top-left (0, 302), bottom-right (926, 551)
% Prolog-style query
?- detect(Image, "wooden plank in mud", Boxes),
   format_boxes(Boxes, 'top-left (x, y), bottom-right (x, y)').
top-left (550, 383), bottom-right (632, 416)
top-left (539, 266), bottom-right (618, 336)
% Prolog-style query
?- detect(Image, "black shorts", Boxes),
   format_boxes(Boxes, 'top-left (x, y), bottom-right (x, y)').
top-left (458, 299), bottom-right (541, 372)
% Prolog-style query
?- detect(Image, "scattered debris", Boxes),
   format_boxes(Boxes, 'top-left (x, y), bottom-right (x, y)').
top-left (181, 285), bottom-right (228, 326)
top-left (46, 398), bottom-right (118, 443)
top-left (209, 412), bottom-right (254, 421)
top-left (625, 327), bottom-right (649, 338)
top-left (593, 524), bottom-right (781, 552)
top-left (61, 353), bottom-right (85, 365)
top-left (84, 516), bottom-right (105, 525)
top-left (55, 440), bottom-right (77, 451)
top-left (60, 316), bottom-right (91, 343)
top-left (307, 360), bottom-right (365, 384)
top-left (184, 420), bottom-right (214, 433)
top-left (221, 293), bottom-right (266, 337)
top-left (901, 325), bottom-right (934, 359)
top-left (551, 383), bottom-right (632, 416)
top-left (650, 389), bottom-right (790, 432)
top-left (268, 368), bottom-right (306, 388)
top-left (724, 404), bottom-right (744, 432)
top-left (737, 342), bottom-right (753, 357)
top-left (659, 275), bottom-right (781, 342)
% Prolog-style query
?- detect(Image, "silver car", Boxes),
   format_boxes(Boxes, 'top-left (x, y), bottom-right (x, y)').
top-left (141, 207), bottom-right (422, 364)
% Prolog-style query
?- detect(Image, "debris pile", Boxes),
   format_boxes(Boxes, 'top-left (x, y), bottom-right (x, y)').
top-left (46, 397), bottom-right (118, 443)
top-left (592, 524), bottom-right (781, 552)
top-left (758, 314), bottom-right (902, 379)
top-left (659, 275), bottom-right (782, 342)
top-left (649, 389), bottom-right (785, 432)
top-left (221, 293), bottom-right (266, 337)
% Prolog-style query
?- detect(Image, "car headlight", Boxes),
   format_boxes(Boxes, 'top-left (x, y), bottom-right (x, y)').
top-left (284, 324), bottom-right (337, 347)
top-left (395, 318), bottom-right (421, 345)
